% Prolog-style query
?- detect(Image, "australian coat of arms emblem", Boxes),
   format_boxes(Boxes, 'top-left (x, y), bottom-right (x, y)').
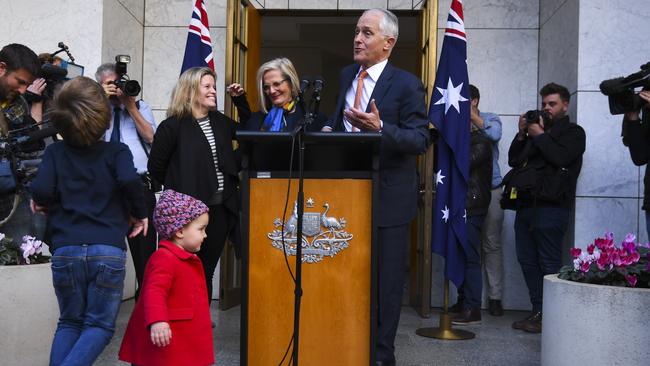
top-left (268, 198), bottom-right (353, 263)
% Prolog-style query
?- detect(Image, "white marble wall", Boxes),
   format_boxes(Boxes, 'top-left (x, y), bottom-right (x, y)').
top-left (0, 0), bottom-right (104, 77)
top-left (101, 0), bottom-right (144, 85)
top-left (570, 0), bottom-right (650, 247)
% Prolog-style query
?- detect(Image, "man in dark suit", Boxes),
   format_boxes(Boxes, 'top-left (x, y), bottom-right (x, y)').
top-left (324, 8), bottom-right (429, 365)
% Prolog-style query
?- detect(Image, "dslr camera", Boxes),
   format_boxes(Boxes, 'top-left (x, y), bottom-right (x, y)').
top-left (524, 109), bottom-right (550, 125)
top-left (599, 62), bottom-right (650, 115)
top-left (112, 55), bottom-right (141, 97)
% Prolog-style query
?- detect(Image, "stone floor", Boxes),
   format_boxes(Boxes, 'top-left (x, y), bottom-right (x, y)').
top-left (97, 301), bottom-right (541, 366)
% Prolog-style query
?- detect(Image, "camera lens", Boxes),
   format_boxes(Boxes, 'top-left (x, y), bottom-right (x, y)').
top-left (123, 80), bottom-right (141, 97)
top-left (525, 110), bottom-right (540, 124)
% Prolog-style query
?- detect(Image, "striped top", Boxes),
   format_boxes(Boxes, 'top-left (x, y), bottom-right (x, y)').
top-left (197, 117), bottom-right (224, 192)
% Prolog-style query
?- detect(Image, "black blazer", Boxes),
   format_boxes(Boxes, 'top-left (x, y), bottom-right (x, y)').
top-left (328, 62), bottom-right (430, 226)
top-left (507, 115), bottom-right (586, 208)
top-left (232, 94), bottom-right (327, 132)
top-left (148, 110), bottom-right (240, 216)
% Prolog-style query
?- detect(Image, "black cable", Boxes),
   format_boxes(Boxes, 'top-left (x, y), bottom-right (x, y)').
top-left (277, 123), bottom-right (299, 366)
top-left (280, 131), bottom-right (298, 284)
top-left (277, 333), bottom-right (294, 366)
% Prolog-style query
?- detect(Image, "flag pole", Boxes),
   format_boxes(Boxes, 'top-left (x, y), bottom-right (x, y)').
top-left (415, 280), bottom-right (474, 340)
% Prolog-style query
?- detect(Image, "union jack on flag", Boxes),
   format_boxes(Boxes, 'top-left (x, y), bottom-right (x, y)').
top-left (180, 0), bottom-right (214, 74)
top-left (430, 0), bottom-right (471, 288)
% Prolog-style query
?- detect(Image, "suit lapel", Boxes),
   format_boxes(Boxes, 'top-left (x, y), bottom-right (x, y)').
top-left (334, 65), bottom-right (360, 131)
top-left (367, 62), bottom-right (394, 113)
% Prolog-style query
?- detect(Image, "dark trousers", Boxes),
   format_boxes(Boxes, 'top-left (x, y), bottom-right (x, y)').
top-left (514, 207), bottom-right (569, 312)
top-left (126, 184), bottom-right (157, 299)
top-left (376, 224), bottom-right (409, 363)
top-left (461, 215), bottom-right (485, 309)
top-left (197, 203), bottom-right (229, 303)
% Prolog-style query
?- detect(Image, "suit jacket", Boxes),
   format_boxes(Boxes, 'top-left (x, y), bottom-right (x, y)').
top-left (329, 62), bottom-right (429, 226)
top-left (119, 240), bottom-right (214, 366)
top-left (231, 94), bottom-right (327, 132)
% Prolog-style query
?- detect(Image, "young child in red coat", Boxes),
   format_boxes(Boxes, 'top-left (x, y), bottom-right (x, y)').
top-left (119, 189), bottom-right (214, 366)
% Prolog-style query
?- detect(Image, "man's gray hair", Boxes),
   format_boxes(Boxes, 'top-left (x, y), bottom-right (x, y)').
top-left (94, 62), bottom-right (116, 82)
top-left (364, 8), bottom-right (399, 42)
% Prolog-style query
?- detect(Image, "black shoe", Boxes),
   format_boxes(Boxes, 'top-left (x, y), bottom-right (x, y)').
top-left (448, 300), bottom-right (464, 313)
top-left (512, 311), bottom-right (541, 330)
top-left (488, 299), bottom-right (504, 316)
top-left (451, 308), bottom-right (482, 325)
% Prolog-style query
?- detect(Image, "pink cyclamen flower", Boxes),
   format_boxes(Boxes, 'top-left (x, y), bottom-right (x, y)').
top-left (622, 240), bottom-right (636, 253)
top-left (624, 233), bottom-right (636, 244)
top-left (580, 261), bottom-right (591, 273)
top-left (625, 275), bottom-right (637, 287)
top-left (570, 247), bottom-right (582, 258)
top-left (586, 244), bottom-right (595, 255)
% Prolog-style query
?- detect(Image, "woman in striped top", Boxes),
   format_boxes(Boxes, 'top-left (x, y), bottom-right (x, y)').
top-left (148, 67), bottom-right (240, 304)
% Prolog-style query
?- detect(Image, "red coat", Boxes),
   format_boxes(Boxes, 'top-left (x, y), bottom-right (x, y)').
top-left (119, 240), bottom-right (214, 366)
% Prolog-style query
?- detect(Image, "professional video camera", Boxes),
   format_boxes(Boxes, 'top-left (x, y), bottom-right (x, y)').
top-left (599, 62), bottom-right (650, 115)
top-left (524, 109), bottom-right (550, 125)
top-left (23, 42), bottom-right (84, 102)
top-left (112, 55), bottom-right (141, 97)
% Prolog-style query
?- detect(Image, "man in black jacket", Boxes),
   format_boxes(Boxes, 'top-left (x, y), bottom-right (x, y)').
top-left (506, 83), bottom-right (585, 334)
top-left (451, 126), bottom-right (492, 325)
top-left (622, 89), bottom-right (650, 239)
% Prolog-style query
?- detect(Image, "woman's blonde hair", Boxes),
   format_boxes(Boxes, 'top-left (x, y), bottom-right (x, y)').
top-left (167, 67), bottom-right (216, 119)
top-left (256, 58), bottom-right (300, 113)
top-left (50, 76), bottom-right (110, 148)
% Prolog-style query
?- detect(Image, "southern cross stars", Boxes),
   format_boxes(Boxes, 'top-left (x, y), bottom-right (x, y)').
top-left (441, 205), bottom-right (450, 223)
top-left (434, 77), bottom-right (468, 114)
top-left (436, 170), bottom-right (445, 185)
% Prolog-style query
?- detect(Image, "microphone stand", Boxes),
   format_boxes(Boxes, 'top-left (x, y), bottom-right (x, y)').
top-left (290, 89), bottom-right (315, 366)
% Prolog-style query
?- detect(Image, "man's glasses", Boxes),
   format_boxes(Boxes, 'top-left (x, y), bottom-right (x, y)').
top-left (262, 79), bottom-right (288, 92)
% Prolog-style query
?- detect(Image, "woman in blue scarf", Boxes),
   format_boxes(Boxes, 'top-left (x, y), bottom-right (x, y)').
top-left (228, 58), bottom-right (326, 132)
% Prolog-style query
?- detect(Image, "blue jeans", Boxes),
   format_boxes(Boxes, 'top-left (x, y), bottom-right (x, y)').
top-left (49, 244), bottom-right (126, 366)
top-left (462, 215), bottom-right (485, 309)
top-left (514, 207), bottom-right (569, 313)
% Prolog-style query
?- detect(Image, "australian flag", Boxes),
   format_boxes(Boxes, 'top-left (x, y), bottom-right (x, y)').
top-left (180, 0), bottom-right (215, 74)
top-left (430, 0), bottom-right (470, 288)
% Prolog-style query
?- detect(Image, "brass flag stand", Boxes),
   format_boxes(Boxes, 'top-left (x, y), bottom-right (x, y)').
top-left (415, 280), bottom-right (475, 340)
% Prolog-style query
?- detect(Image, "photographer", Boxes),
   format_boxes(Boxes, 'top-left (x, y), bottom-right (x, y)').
top-left (505, 82), bottom-right (585, 334)
top-left (622, 90), bottom-right (650, 238)
top-left (95, 62), bottom-right (157, 298)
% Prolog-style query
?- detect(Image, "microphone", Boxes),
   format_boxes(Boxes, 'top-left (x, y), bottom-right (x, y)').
top-left (312, 76), bottom-right (324, 95)
top-left (58, 42), bottom-right (69, 51)
top-left (15, 127), bottom-right (59, 144)
top-left (300, 76), bottom-right (312, 94)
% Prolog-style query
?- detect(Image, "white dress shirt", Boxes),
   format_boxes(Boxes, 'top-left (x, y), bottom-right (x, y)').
top-left (343, 59), bottom-right (388, 132)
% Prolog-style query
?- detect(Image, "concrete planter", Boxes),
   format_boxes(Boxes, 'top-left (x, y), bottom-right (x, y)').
top-left (0, 263), bottom-right (58, 366)
top-left (542, 274), bottom-right (650, 366)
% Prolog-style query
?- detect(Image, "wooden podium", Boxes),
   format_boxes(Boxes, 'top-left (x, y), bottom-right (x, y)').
top-left (237, 131), bottom-right (381, 366)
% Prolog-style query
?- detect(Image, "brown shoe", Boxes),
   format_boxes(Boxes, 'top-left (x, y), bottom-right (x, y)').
top-left (512, 311), bottom-right (541, 330)
top-left (522, 315), bottom-right (542, 333)
top-left (451, 308), bottom-right (482, 325)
